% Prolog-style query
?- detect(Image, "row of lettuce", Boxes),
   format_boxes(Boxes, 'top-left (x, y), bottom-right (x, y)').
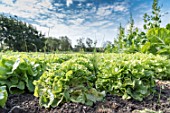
top-left (0, 52), bottom-right (170, 108)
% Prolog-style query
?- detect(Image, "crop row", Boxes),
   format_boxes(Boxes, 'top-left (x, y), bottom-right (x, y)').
top-left (0, 52), bottom-right (170, 108)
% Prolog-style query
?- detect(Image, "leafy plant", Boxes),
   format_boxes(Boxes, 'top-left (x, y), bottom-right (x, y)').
top-left (143, 0), bottom-right (161, 30)
top-left (0, 86), bottom-right (8, 108)
top-left (34, 56), bottom-right (105, 108)
top-left (113, 15), bottom-right (146, 53)
top-left (96, 53), bottom-right (170, 101)
top-left (142, 28), bottom-right (170, 57)
top-left (1, 52), bottom-right (170, 108)
top-left (0, 54), bottom-right (46, 94)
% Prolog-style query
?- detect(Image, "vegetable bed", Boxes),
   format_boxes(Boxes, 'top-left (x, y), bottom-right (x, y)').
top-left (0, 81), bottom-right (169, 113)
top-left (0, 52), bottom-right (170, 113)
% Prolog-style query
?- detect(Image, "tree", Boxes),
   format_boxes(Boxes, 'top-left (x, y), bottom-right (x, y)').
top-left (44, 37), bottom-right (60, 52)
top-left (86, 38), bottom-right (97, 52)
top-left (75, 38), bottom-right (86, 51)
top-left (59, 36), bottom-right (72, 51)
top-left (0, 15), bottom-right (45, 52)
top-left (86, 38), bottom-right (93, 48)
top-left (143, 0), bottom-right (161, 30)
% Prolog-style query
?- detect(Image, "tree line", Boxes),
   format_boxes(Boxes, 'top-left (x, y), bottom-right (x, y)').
top-left (0, 15), bottom-right (101, 52)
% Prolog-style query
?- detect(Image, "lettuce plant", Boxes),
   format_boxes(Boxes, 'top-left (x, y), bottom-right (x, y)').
top-left (96, 53), bottom-right (170, 101)
top-left (34, 56), bottom-right (105, 108)
top-left (0, 86), bottom-right (8, 108)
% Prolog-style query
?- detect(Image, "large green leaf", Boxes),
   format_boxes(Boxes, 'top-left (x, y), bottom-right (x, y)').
top-left (39, 89), bottom-right (54, 108)
top-left (9, 81), bottom-right (25, 94)
top-left (0, 66), bottom-right (8, 79)
top-left (0, 86), bottom-right (8, 108)
top-left (146, 28), bottom-right (170, 55)
top-left (141, 42), bottom-right (150, 53)
top-left (19, 63), bottom-right (28, 71)
top-left (12, 58), bottom-right (20, 72)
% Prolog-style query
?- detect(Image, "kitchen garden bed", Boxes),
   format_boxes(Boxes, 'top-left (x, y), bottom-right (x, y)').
top-left (0, 80), bottom-right (169, 113)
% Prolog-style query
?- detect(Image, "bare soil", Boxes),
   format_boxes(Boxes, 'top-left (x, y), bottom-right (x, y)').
top-left (0, 80), bottom-right (170, 113)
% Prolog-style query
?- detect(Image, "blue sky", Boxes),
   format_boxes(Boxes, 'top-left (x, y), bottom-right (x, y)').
top-left (0, 0), bottom-right (170, 46)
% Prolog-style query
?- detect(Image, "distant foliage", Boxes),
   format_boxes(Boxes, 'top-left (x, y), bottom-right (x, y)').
top-left (112, 14), bottom-right (144, 53)
top-left (74, 37), bottom-right (97, 52)
top-left (0, 15), bottom-right (45, 52)
top-left (143, 0), bottom-right (161, 30)
top-left (44, 37), bottom-right (60, 52)
top-left (59, 36), bottom-right (72, 51)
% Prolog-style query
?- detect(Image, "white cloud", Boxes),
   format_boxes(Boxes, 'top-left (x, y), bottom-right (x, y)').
top-left (69, 18), bottom-right (84, 25)
top-left (96, 6), bottom-right (113, 16)
top-left (74, 0), bottom-right (86, 2)
top-left (0, 0), bottom-right (54, 19)
top-left (85, 20), bottom-right (110, 27)
top-left (66, 0), bottom-right (73, 7)
top-left (113, 1), bottom-right (129, 12)
top-left (96, 1), bottom-right (129, 18)
top-left (55, 13), bottom-right (66, 19)
top-left (54, 3), bottom-right (63, 7)
top-left (1, 0), bottom-right (14, 5)
top-left (101, 22), bottom-right (114, 29)
top-left (113, 5), bottom-right (127, 12)
top-left (87, 3), bottom-right (93, 7)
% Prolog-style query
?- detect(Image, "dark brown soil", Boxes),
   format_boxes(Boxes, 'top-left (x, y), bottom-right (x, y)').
top-left (0, 80), bottom-right (170, 113)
